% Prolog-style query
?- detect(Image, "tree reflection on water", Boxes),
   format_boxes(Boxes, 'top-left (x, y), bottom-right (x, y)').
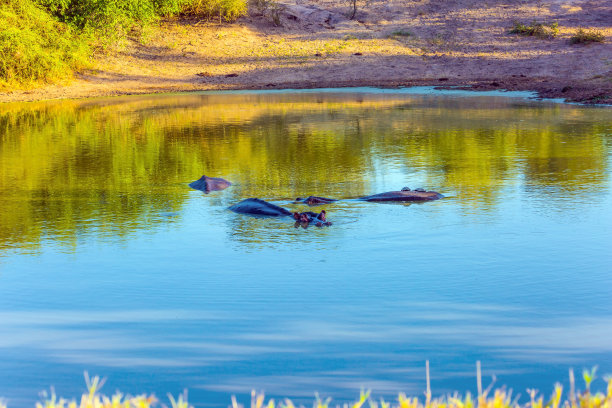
top-left (0, 92), bottom-right (610, 252)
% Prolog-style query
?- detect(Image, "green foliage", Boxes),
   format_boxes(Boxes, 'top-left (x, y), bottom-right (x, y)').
top-left (0, 0), bottom-right (249, 87)
top-left (36, 0), bottom-right (153, 43)
top-left (0, 0), bottom-right (90, 87)
top-left (35, 0), bottom-right (247, 36)
top-left (570, 28), bottom-right (605, 44)
top-left (510, 21), bottom-right (559, 39)
top-left (182, 0), bottom-right (248, 22)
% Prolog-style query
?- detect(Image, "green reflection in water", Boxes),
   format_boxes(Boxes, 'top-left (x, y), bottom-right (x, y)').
top-left (1, 92), bottom-right (610, 252)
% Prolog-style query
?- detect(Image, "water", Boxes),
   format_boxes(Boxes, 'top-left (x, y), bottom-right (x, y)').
top-left (0, 89), bottom-right (611, 407)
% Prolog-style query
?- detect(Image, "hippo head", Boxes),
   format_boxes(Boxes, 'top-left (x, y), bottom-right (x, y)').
top-left (293, 210), bottom-right (332, 228)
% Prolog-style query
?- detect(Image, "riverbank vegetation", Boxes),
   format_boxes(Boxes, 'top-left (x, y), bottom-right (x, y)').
top-left (1, 368), bottom-right (611, 408)
top-left (0, 0), bottom-right (90, 86)
top-left (0, 0), bottom-right (248, 88)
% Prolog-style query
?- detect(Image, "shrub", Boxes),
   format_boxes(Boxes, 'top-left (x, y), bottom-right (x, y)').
top-left (389, 29), bottom-right (413, 37)
top-left (570, 28), bottom-right (605, 44)
top-left (0, 0), bottom-right (90, 87)
top-left (510, 21), bottom-right (559, 39)
top-left (34, 0), bottom-right (249, 41)
top-left (1, 0), bottom-right (249, 87)
top-left (181, 0), bottom-right (248, 22)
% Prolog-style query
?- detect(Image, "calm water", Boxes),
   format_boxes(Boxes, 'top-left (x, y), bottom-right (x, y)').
top-left (1, 89), bottom-right (611, 408)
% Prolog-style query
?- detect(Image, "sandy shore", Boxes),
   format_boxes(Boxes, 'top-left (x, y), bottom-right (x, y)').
top-left (1, 0), bottom-right (611, 104)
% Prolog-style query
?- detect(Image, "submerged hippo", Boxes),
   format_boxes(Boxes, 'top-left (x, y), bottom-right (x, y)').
top-left (294, 196), bottom-right (337, 206)
top-left (229, 198), bottom-right (332, 227)
top-left (294, 187), bottom-right (443, 205)
top-left (189, 175), bottom-right (232, 193)
top-left (360, 188), bottom-right (444, 202)
top-left (222, 186), bottom-right (442, 230)
top-left (293, 210), bottom-right (332, 227)
top-left (229, 198), bottom-right (292, 216)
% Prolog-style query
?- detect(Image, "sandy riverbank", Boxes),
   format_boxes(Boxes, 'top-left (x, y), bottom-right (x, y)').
top-left (1, 0), bottom-right (611, 104)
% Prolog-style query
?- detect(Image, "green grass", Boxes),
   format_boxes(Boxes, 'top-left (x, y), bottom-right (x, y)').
top-left (570, 28), bottom-right (605, 44)
top-left (2, 366), bottom-right (611, 408)
top-left (509, 21), bottom-right (559, 39)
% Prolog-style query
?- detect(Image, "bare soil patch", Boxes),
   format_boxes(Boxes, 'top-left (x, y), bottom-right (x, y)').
top-left (2, 0), bottom-right (611, 104)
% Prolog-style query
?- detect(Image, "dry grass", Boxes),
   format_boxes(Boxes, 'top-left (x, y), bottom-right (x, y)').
top-left (2, 364), bottom-right (612, 408)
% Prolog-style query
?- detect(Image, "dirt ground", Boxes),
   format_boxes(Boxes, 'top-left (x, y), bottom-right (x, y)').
top-left (1, 0), bottom-right (611, 104)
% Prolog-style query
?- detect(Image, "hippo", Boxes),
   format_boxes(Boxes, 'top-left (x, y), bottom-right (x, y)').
top-left (189, 175), bottom-right (232, 193)
top-left (292, 210), bottom-right (332, 227)
top-left (229, 198), bottom-right (332, 227)
top-left (222, 186), bottom-right (442, 230)
top-left (229, 198), bottom-right (292, 216)
top-left (360, 189), bottom-right (444, 202)
top-left (293, 188), bottom-right (443, 205)
top-left (294, 196), bottom-right (337, 206)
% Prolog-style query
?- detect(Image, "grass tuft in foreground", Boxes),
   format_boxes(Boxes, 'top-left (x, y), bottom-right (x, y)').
top-left (509, 21), bottom-right (559, 39)
top-left (2, 365), bottom-right (611, 408)
top-left (570, 28), bottom-right (605, 44)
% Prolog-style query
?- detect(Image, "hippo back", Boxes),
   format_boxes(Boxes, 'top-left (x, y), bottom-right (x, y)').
top-left (189, 175), bottom-right (232, 192)
top-left (228, 198), bottom-right (292, 216)
top-left (361, 190), bottom-right (443, 202)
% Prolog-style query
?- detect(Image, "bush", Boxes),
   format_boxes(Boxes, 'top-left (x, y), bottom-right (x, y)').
top-left (1, 0), bottom-right (249, 87)
top-left (570, 28), bottom-right (605, 44)
top-left (510, 21), bottom-right (559, 39)
top-left (0, 0), bottom-right (90, 87)
top-left (34, 0), bottom-right (249, 33)
top-left (390, 29), bottom-right (413, 37)
top-left (181, 0), bottom-right (248, 22)
top-left (37, 0), bottom-right (172, 40)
